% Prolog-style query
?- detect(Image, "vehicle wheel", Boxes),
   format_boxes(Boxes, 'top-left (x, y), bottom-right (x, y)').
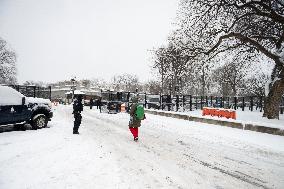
top-left (32, 114), bottom-right (47, 130)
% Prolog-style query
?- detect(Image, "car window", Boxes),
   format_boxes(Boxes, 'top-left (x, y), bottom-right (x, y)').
top-left (0, 86), bottom-right (24, 105)
top-left (149, 98), bottom-right (159, 102)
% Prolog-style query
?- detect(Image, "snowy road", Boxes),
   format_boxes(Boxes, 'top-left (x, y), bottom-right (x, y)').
top-left (1, 105), bottom-right (284, 189)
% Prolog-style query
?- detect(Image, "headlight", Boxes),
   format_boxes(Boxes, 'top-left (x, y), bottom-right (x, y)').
top-left (47, 102), bottom-right (52, 109)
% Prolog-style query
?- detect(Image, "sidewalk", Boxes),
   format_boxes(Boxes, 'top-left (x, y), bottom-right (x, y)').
top-left (145, 109), bottom-right (284, 136)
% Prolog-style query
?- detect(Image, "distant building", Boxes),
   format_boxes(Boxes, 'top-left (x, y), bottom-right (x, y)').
top-left (51, 85), bottom-right (101, 104)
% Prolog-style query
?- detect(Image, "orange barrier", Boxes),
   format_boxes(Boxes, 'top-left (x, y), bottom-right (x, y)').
top-left (121, 103), bottom-right (126, 112)
top-left (202, 107), bottom-right (236, 120)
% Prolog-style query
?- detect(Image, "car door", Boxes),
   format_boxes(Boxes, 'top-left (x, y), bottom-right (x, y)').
top-left (0, 105), bottom-right (15, 124)
top-left (12, 104), bottom-right (31, 123)
top-left (0, 86), bottom-right (27, 125)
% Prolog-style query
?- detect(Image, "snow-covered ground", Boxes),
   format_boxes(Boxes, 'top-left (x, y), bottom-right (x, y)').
top-left (150, 108), bottom-right (284, 130)
top-left (1, 105), bottom-right (284, 189)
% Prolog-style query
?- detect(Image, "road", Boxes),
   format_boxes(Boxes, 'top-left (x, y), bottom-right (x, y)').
top-left (0, 105), bottom-right (284, 189)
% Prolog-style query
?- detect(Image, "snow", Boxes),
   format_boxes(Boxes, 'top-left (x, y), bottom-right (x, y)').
top-left (1, 105), bottom-right (284, 188)
top-left (74, 90), bottom-right (84, 95)
top-left (0, 86), bottom-right (51, 107)
top-left (148, 108), bottom-right (284, 130)
top-left (64, 90), bottom-right (85, 95)
top-left (0, 86), bottom-right (24, 105)
top-left (26, 97), bottom-right (51, 105)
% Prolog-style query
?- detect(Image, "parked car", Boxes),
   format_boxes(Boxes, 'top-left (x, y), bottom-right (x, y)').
top-left (107, 101), bottom-right (120, 114)
top-left (0, 86), bottom-right (53, 130)
top-left (147, 97), bottom-right (160, 109)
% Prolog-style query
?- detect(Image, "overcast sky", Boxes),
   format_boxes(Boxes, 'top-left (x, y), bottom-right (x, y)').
top-left (0, 0), bottom-right (179, 84)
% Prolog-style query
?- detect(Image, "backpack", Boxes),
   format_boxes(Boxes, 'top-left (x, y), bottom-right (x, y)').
top-left (135, 104), bottom-right (145, 120)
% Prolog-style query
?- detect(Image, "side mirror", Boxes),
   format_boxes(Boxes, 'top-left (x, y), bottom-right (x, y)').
top-left (22, 97), bottom-right (26, 105)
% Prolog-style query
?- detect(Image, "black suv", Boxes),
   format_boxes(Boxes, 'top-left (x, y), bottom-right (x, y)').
top-left (0, 86), bottom-right (53, 130)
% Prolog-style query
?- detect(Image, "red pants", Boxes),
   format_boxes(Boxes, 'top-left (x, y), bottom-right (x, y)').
top-left (129, 127), bottom-right (138, 138)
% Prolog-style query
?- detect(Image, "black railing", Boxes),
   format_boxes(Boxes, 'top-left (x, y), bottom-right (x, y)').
top-left (97, 91), bottom-right (284, 114)
top-left (7, 85), bottom-right (52, 100)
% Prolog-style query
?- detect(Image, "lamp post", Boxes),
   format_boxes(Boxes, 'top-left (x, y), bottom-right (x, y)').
top-left (71, 77), bottom-right (76, 102)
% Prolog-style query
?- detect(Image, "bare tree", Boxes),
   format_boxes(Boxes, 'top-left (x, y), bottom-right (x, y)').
top-left (173, 0), bottom-right (284, 119)
top-left (0, 37), bottom-right (17, 84)
top-left (143, 80), bottom-right (162, 94)
top-left (245, 73), bottom-right (270, 97)
top-left (90, 78), bottom-right (109, 90)
top-left (111, 73), bottom-right (140, 92)
top-left (153, 43), bottom-right (188, 95)
top-left (23, 80), bottom-right (46, 87)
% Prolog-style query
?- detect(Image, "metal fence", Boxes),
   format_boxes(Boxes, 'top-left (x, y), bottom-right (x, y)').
top-left (99, 91), bottom-right (284, 114)
top-left (157, 95), bottom-right (267, 112)
top-left (7, 85), bottom-right (52, 100)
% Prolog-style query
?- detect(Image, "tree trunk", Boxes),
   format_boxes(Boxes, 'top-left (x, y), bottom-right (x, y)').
top-left (263, 68), bottom-right (284, 119)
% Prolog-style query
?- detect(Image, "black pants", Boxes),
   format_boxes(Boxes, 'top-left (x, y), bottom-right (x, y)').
top-left (73, 113), bottom-right (82, 132)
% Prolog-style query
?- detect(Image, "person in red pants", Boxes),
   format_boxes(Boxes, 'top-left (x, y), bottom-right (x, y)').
top-left (128, 96), bottom-right (145, 141)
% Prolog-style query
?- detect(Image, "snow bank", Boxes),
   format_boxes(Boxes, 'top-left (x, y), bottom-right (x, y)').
top-left (146, 108), bottom-right (284, 130)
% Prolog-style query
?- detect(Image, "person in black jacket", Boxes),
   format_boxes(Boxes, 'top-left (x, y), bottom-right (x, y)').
top-left (90, 98), bottom-right (94, 109)
top-left (97, 97), bottom-right (102, 113)
top-left (73, 95), bottom-right (83, 134)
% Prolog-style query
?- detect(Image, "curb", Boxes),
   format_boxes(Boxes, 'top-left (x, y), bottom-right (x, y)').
top-left (145, 110), bottom-right (284, 136)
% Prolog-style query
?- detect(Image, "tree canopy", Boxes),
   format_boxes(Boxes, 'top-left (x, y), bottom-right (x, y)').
top-left (0, 37), bottom-right (17, 84)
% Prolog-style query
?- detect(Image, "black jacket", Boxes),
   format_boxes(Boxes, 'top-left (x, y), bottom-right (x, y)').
top-left (73, 99), bottom-right (83, 113)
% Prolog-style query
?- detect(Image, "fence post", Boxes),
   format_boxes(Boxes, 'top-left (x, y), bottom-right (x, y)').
top-left (260, 96), bottom-right (263, 112)
top-left (215, 96), bottom-right (218, 108)
top-left (227, 97), bottom-right (230, 109)
top-left (127, 92), bottom-right (130, 102)
top-left (280, 96), bottom-right (284, 114)
top-left (144, 92), bottom-right (147, 108)
top-left (126, 92), bottom-right (130, 112)
top-left (210, 96), bottom-right (213, 108)
top-left (167, 95), bottom-right (171, 111)
top-left (205, 96), bottom-right (208, 107)
top-left (234, 97), bottom-right (237, 110)
top-left (195, 96), bottom-right (198, 110)
top-left (201, 96), bottom-right (203, 110)
top-left (182, 95), bottom-right (185, 112)
top-left (190, 95), bottom-right (192, 111)
top-left (221, 97), bottom-right (223, 108)
top-left (33, 86), bottom-right (36, 98)
top-left (159, 94), bottom-right (162, 110)
top-left (49, 86), bottom-right (52, 100)
top-left (250, 96), bottom-right (253, 111)
top-left (176, 95), bottom-right (179, 112)
top-left (242, 97), bottom-right (245, 111)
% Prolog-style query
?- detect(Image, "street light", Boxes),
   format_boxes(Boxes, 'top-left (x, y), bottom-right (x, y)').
top-left (71, 77), bottom-right (76, 102)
